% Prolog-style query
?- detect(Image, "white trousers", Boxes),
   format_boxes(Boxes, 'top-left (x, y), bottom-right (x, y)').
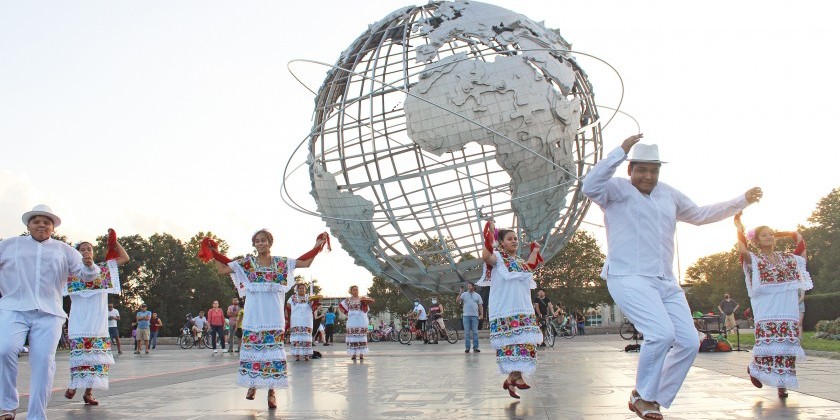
top-left (0, 309), bottom-right (65, 420)
top-left (607, 275), bottom-right (699, 408)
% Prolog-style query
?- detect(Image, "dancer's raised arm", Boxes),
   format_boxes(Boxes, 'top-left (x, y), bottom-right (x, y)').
top-left (734, 212), bottom-right (751, 264)
top-left (295, 233), bottom-right (329, 268)
top-left (107, 230), bottom-right (131, 266)
top-left (481, 219), bottom-right (497, 266)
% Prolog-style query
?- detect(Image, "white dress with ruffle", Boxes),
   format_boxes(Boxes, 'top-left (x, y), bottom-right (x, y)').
top-left (228, 256), bottom-right (295, 389)
top-left (64, 260), bottom-right (120, 389)
top-left (287, 294), bottom-right (314, 357)
top-left (744, 251), bottom-right (813, 389)
top-left (339, 298), bottom-right (369, 356)
top-left (478, 250), bottom-right (542, 375)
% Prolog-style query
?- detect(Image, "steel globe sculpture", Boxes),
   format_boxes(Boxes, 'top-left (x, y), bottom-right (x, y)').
top-left (303, 1), bottom-right (603, 291)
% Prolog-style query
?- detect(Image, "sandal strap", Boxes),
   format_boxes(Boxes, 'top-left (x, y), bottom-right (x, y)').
top-left (640, 408), bottom-right (662, 417)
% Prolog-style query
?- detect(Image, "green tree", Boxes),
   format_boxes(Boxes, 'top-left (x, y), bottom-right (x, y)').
top-left (683, 247), bottom-right (745, 314)
top-left (533, 230), bottom-right (611, 312)
top-left (800, 187), bottom-right (840, 294)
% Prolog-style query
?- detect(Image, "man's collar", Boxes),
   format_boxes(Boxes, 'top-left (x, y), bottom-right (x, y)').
top-left (28, 235), bottom-right (52, 244)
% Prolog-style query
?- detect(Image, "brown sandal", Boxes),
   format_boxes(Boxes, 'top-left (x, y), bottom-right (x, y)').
top-left (64, 389), bottom-right (76, 399)
top-left (267, 393), bottom-right (277, 409)
top-left (83, 393), bottom-right (99, 405)
top-left (245, 388), bottom-right (256, 400)
top-left (0, 410), bottom-right (16, 420)
top-left (747, 367), bottom-right (763, 388)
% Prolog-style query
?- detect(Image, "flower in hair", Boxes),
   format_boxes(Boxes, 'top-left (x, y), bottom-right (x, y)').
top-left (746, 229), bottom-right (756, 242)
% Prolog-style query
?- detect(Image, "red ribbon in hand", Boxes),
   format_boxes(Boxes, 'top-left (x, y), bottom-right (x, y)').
top-left (527, 242), bottom-right (544, 270)
top-left (483, 221), bottom-right (495, 252)
top-left (105, 229), bottom-right (119, 261)
top-left (198, 237), bottom-right (232, 264)
top-left (793, 236), bottom-right (806, 256)
top-left (297, 232), bottom-right (331, 261)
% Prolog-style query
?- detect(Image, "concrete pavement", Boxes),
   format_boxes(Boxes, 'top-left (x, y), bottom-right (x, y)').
top-left (7, 334), bottom-right (840, 419)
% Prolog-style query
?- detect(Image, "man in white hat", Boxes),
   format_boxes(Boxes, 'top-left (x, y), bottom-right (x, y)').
top-left (582, 134), bottom-right (762, 419)
top-left (0, 205), bottom-right (93, 420)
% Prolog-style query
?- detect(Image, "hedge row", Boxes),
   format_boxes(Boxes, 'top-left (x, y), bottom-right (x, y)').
top-left (804, 292), bottom-right (840, 331)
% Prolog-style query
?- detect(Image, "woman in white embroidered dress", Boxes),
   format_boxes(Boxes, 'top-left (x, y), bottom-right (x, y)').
top-left (478, 220), bottom-right (543, 399)
top-left (735, 213), bottom-right (812, 398)
top-left (287, 283), bottom-right (317, 361)
top-left (210, 229), bottom-right (325, 410)
top-left (63, 231), bottom-right (129, 405)
top-left (339, 285), bottom-right (374, 360)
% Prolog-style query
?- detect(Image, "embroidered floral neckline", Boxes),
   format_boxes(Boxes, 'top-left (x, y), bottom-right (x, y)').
top-left (499, 251), bottom-right (530, 273)
top-left (755, 252), bottom-right (801, 285)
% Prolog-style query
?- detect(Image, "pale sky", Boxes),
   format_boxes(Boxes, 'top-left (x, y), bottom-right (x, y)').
top-left (1, 0), bottom-right (838, 295)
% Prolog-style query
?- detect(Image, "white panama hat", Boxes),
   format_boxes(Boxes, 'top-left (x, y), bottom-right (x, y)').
top-left (22, 204), bottom-right (62, 227)
top-left (628, 144), bottom-right (667, 164)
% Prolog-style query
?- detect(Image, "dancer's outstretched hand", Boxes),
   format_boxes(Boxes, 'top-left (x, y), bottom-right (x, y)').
top-left (745, 187), bottom-right (763, 204)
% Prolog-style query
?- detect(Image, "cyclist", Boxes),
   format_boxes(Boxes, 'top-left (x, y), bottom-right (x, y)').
top-left (532, 288), bottom-right (554, 347)
top-left (377, 319), bottom-right (393, 338)
top-left (428, 297), bottom-right (445, 344)
top-left (191, 311), bottom-right (208, 344)
top-left (411, 299), bottom-right (428, 343)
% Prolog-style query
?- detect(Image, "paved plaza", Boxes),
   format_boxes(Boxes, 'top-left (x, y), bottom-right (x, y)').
top-left (10, 334), bottom-right (840, 419)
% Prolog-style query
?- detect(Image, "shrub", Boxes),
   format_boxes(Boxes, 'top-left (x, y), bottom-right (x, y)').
top-left (803, 292), bottom-right (840, 331)
top-left (814, 318), bottom-right (840, 340)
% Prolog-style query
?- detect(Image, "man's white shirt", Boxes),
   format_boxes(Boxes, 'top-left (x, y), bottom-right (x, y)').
top-left (0, 236), bottom-right (87, 317)
top-left (582, 146), bottom-right (748, 280)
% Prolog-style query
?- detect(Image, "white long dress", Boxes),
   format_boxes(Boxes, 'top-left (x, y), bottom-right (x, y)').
top-left (744, 251), bottom-right (812, 389)
top-left (287, 293), bottom-right (314, 357)
top-left (478, 250), bottom-right (542, 375)
top-left (65, 260), bottom-right (120, 389)
top-left (339, 297), bottom-right (369, 356)
top-left (228, 256), bottom-right (294, 389)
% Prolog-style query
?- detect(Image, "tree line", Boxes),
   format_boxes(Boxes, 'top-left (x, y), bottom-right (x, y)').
top-left (6, 187), bottom-right (832, 336)
top-left (366, 230), bottom-right (611, 323)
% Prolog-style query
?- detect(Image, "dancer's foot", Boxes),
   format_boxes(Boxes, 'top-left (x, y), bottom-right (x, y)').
top-left (245, 388), bottom-right (256, 400)
top-left (351, 355), bottom-right (356, 360)
top-left (0, 409), bottom-right (16, 420)
top-left (64, 389), bottom-right (76, 400)
top-left (514, 378), bottom-right (531, 390)
top-left (747, 367), bottom-right (763, 388)
top-left (502, 378), bottom-right (519, 399)
top-left (629, 390), bottom-right (663, 420)
top-left (778, 388), bottom-right (788, 398)
top-left (82, 393), bottom-right (99, 405)
top-left (267, 392), bottom-right (277, 409)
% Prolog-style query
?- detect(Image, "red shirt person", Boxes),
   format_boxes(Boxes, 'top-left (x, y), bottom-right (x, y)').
top-left (207, 301), bottom-right (227, 353)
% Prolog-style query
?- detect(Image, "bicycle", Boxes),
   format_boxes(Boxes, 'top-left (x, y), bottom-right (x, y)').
top-left (427, 317), bottom-right (458, 344)
top-left (178, 314), bottom-right (214, 349)
top-left (370, 324), bottom-right (397, 342)
top-left (178, 314), bottom-right (195, 349)
top-left (398, 315), bottom-right (434, 345)
top-left (542, 316), bottom-right (556, 347)
top-left (619, 318), bottom-right (643, 340)
top-left (554, 315), bottom-right (576, 339)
